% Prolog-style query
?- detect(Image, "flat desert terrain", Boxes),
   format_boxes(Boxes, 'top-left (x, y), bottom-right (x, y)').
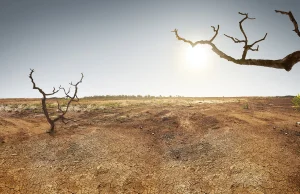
top-left (0, 97), bottom-right (299, 193)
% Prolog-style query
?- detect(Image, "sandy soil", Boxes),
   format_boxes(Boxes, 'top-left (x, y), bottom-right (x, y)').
top-left (0, 97), bottom-right (299, 194)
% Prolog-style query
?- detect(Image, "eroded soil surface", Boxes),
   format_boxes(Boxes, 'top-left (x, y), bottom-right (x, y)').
top-left (0, 97), bottom-right (299, 193)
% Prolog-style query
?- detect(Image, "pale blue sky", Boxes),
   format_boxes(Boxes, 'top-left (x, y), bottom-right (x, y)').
top-left (0, 0), bottom-right (299, 98)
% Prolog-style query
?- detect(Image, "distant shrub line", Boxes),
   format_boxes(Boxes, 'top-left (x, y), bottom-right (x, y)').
top-left (83, 95), bottom-right (185, 99)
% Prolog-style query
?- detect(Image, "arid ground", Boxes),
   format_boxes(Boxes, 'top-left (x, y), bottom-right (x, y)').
top-left (0, 97), bottom-right (299, 194)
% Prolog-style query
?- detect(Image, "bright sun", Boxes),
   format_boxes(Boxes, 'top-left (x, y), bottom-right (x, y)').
top-left (186, 45), bottom-right (210, 69)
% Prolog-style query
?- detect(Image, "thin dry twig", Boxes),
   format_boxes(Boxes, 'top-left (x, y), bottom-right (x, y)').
top-left (275, 10), bottom-right (300, 37)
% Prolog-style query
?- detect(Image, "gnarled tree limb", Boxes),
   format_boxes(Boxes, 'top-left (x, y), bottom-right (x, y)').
top-left (29, 69), bottom-right (84, 133)
top-left (172, 11), bottom-right (300, 71)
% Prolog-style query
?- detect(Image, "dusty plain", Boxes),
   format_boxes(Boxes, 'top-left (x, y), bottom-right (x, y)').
top-left (0, 97), bottom-right (299, 193)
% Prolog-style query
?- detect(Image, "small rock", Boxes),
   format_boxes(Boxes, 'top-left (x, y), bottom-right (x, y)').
top-left (11, 154), bottom-right (17, 156)
top-left (162, 116), bottom-right (169, 121)
top-left (152, 133), bottom-right (155, 135)
top-left (212, 126), bottom-right (220, 130)
top-left (140, 126), bottom-right (143, 129)
top-left (296, 122), bottom-right (300, 127)
top-left (273, 126), bottom-right (276, 129)
top-left (96, 166), bottom-right (109, 174)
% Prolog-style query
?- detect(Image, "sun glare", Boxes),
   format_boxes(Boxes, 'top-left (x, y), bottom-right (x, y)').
top-left (186, 45), bottom-right (211, 69)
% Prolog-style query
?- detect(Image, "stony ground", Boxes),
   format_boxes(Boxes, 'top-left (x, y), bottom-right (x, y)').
top-left (0, 97), bottom-right (299, 194)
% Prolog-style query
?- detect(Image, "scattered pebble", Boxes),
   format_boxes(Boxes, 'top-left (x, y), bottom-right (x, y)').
top-left (162, 116), bottom-right (169, 121)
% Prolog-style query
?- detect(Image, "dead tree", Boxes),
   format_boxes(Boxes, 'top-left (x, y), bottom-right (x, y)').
top-left (172, 10), bottom-right (300, 71)
top-left (29, 69), bottom-right (84, 133)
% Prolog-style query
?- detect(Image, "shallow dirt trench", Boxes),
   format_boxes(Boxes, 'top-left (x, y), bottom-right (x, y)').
top-left (0, 97), bottom-right (299, 193)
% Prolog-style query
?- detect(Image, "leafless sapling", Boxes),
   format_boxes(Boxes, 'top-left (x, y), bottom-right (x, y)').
top-left (29, 69), bottom-right (84, 133)
top-left (172, 10), bottom-right (300, 71)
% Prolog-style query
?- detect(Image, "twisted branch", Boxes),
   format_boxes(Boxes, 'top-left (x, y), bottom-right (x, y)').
top-left (172, 11), bottom-right (300, 71)
top-left (29, 69), bottom-right (84, 133)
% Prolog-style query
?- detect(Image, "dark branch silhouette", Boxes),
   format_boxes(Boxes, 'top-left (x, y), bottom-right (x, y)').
top-left (224, 12), bottom-right (268, 60)
top-left (29, 69), bottom-right (84, 133)
top-left (172, 11), bottom-right (300, 71)
top-left (275, 10), bottom-right (300, 37)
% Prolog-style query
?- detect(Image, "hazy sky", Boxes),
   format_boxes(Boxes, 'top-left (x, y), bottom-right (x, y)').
top-left (0, 0), bottom-right (299, 98)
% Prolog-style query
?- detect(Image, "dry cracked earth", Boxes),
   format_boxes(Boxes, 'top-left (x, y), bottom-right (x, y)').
top-left (0, 97), bottom-right (299, 193)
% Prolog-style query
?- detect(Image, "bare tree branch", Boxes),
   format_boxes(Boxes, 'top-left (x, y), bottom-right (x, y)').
top-left (275, 10), bottom-right (300, 37)
top-left (238, 12), bottom-right (256, 20)
top-left (210, 25), bottom-right (219, 42)
top-left (224, 34), bottom-right (245, 43)
top-left (171, 24), bottom-right (219, 47)
top-left (45, 87), bottom-right (60, 96)
top-left (238, 12), bottom-right (252, 43)
top-left (223, 12), bottom-right (268, 60)
top-left (172, 11), bottom-right (300, 71)
top-left (60, 86), bottom-right (72, 98)
top-left (248, 45), bottom-right (259, 52)
top-left (249, 33), bottom-right (268, 48)
top-left (29, 69), bottom-right (84, 133)
top-left (60, 73), bottom-right (84, 117)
